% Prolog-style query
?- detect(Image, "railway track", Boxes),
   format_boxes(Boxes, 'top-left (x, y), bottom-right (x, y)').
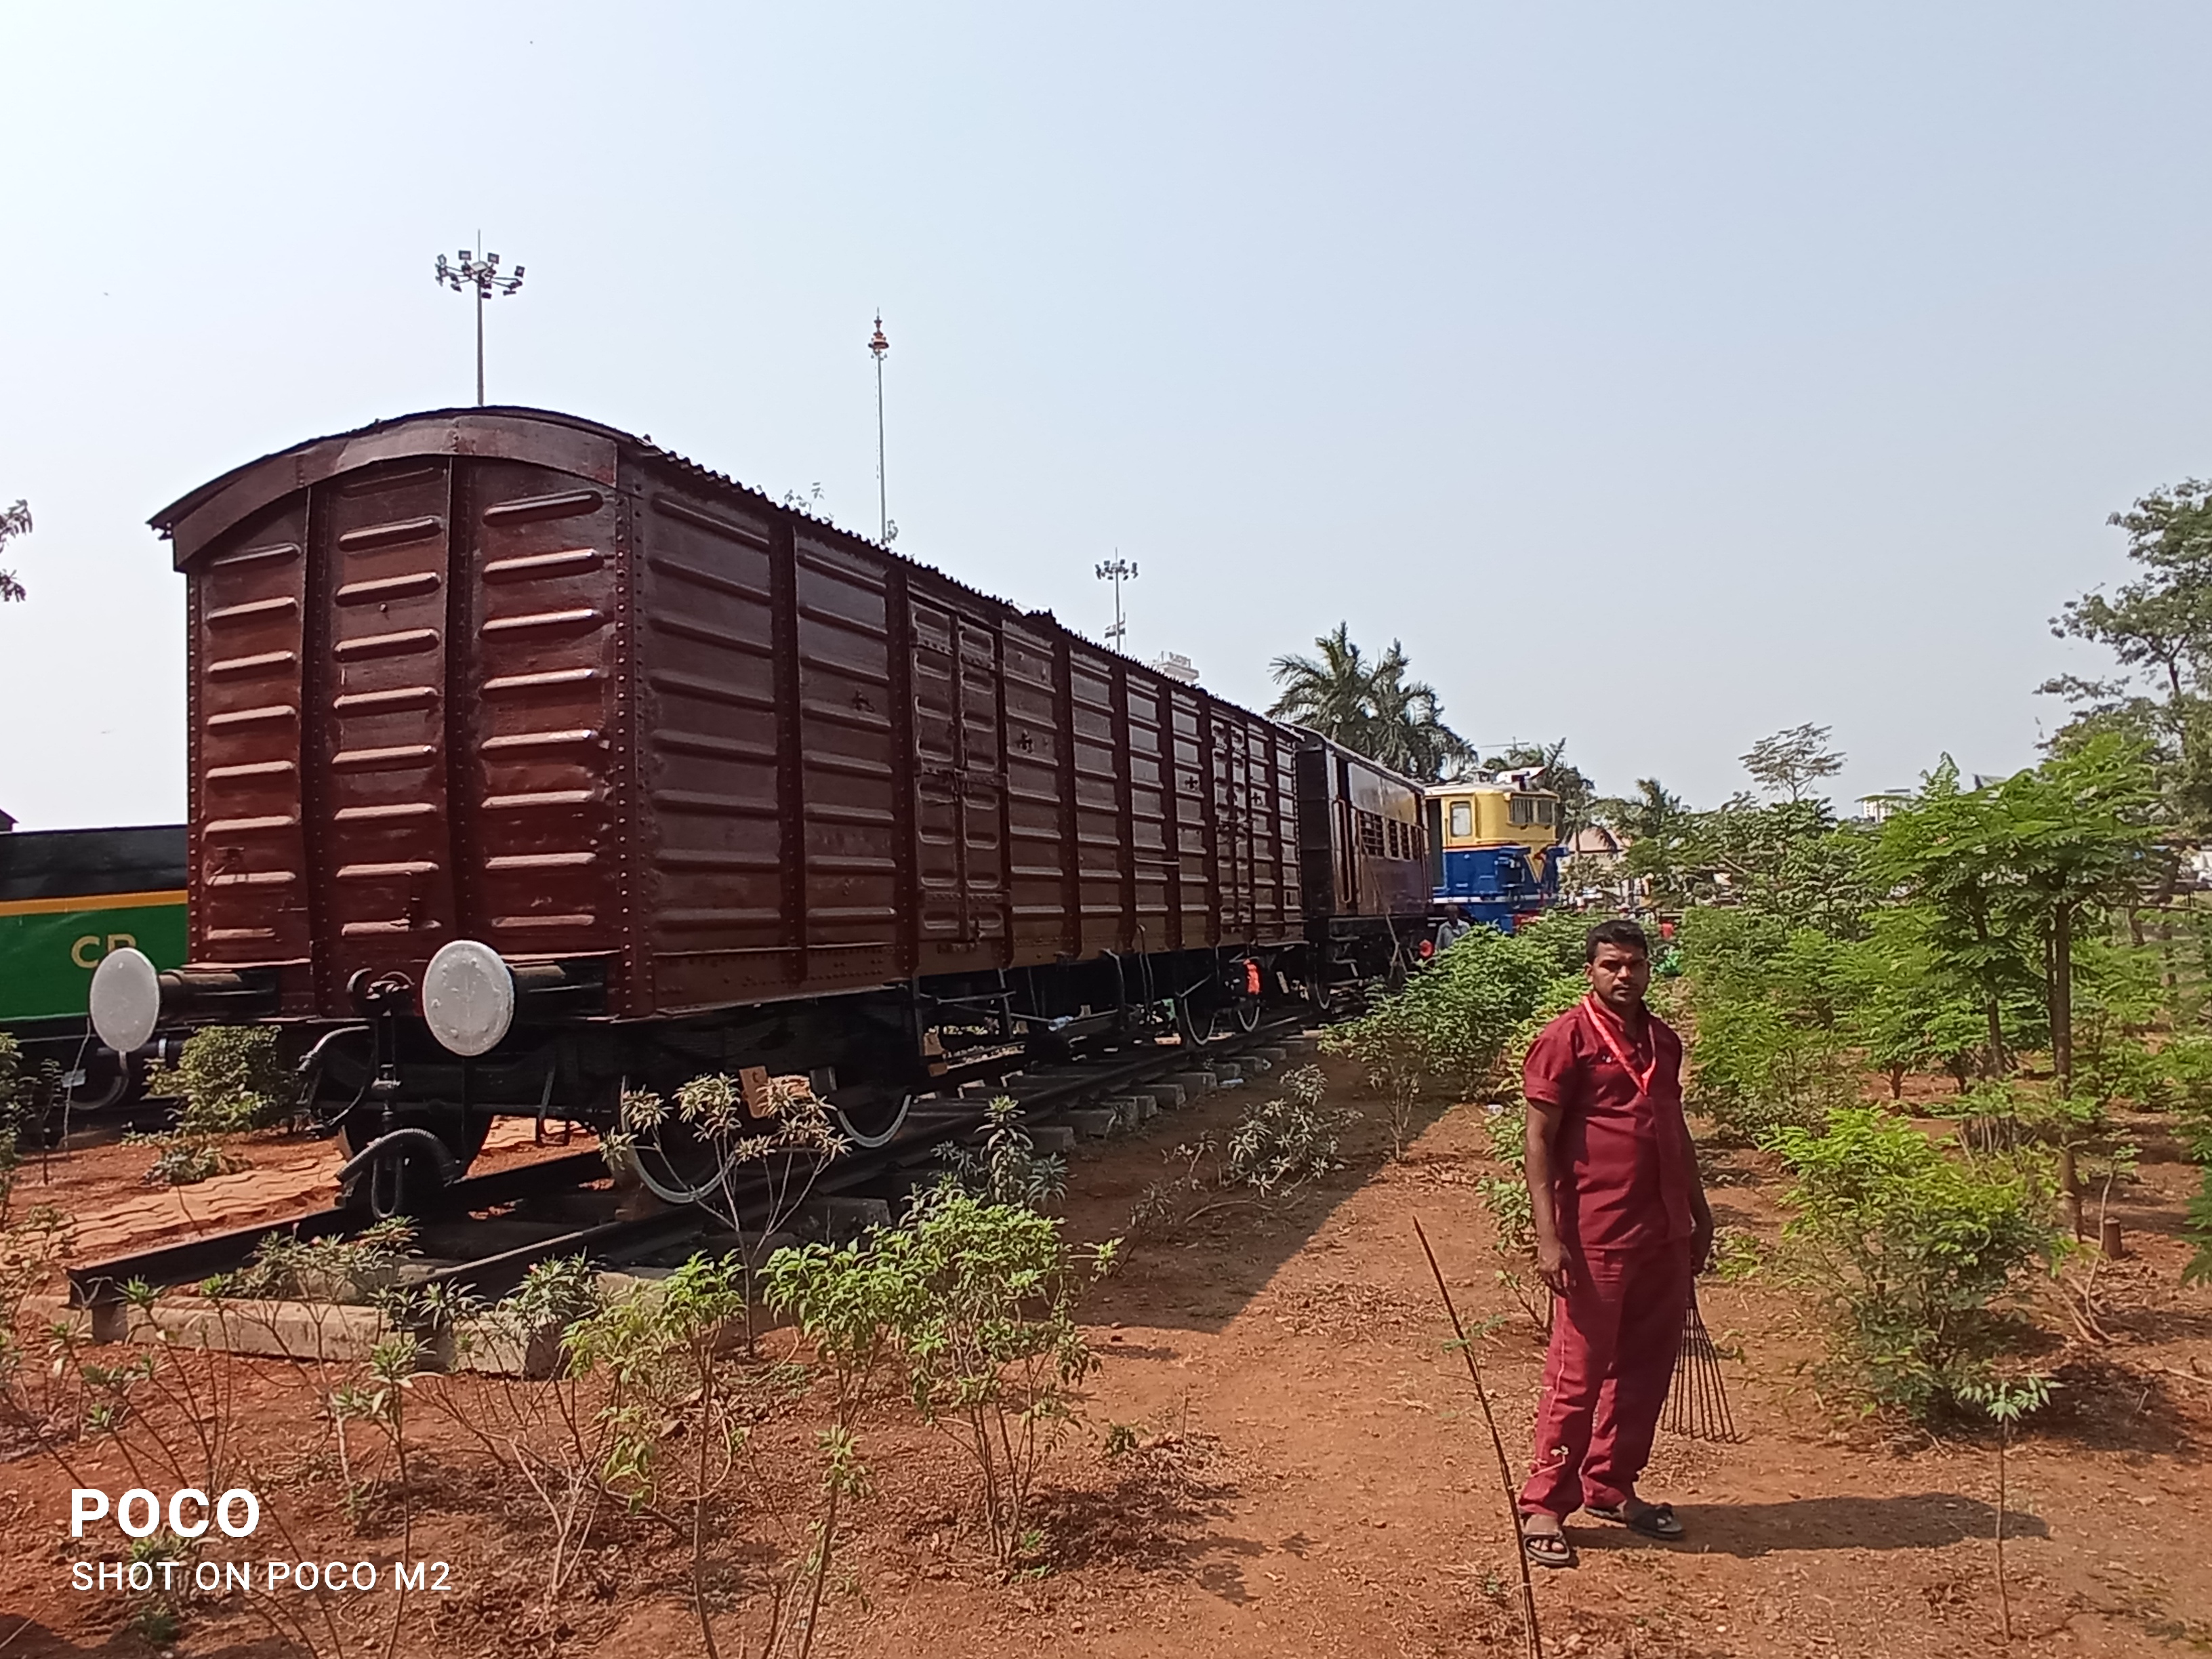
top-left (65, 1015), bottom-right (1314, 1334)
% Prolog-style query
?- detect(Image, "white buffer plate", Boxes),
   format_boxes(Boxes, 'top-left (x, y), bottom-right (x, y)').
top-left (421, 940), bottom-right (515, 1057)
top-left (89, 946), bottom-right (161, 1055)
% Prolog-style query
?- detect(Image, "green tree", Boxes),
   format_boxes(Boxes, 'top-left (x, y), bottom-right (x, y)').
top-left (0, 500), bottom-right (28, 603)
top-left (1268, 625), bottom-right (1473, 783)
top-left (1267, 622), bottom-right (1372, 745)
top-left (1990, 735), bottom-right (2160, 1090)
top-left (1872, 739), bottom-right (2158, 1090)
top-left (1874, 761), bottom-right (2041, 1077)
top-left (1677, 796), bottom-right (1879, 936)
top-left (1741, 722), bottom-right (1845, 802)
top-left (1602, 778), bottom-right (1695, 901)
top-left (1365, 642), bottom-right (1475, 782)
top-left (1599, 777), bottom-right (1687, 843)
top-left (2047, 478), bottom-right (2212, 834)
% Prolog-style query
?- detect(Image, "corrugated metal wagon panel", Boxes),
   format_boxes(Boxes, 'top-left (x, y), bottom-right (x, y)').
top-left (463, 462), bottom-right (625, 987)
top-left (907, 577), bottom-right (1011, 975)
top-left (1169, 688), bottom-right (1213, 948)
top-left (188, 497), bottom-right (313, 976)
top-left (1001, 621), bottom-right (1074, 960)
top-left (306, 459), bottom-right (464, 1002)
top-left (1067, 646), bottom-right (1126, 950)
top-left (794, 533), bottom-right (901, 987)
top-left (634, 482), bottom-right (787, 1010)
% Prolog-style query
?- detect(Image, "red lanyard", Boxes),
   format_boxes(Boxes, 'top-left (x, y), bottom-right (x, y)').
top-left (1579, 994), bottom-right (1658, 1099)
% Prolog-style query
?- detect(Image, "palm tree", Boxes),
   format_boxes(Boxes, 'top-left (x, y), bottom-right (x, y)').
top-left (1268, 623), bottom-right (1374, 747)
top-left (1487, 737), bottom-right (1595, 838)
top-left (1269, 625), bottom-right (1473, 783)
top-left (1614, 777), bottom-right (1687, 842)
top-left (1366, 642), bottom-right (1475, 783)
top-left (1603, 777), bottom-right (1695, 902)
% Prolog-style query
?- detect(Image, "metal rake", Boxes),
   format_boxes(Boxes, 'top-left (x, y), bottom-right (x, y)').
top-left (1662, 1291), bottom-right (1742, 1443)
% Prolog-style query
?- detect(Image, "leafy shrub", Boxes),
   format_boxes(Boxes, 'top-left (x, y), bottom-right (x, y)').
top-left (1128, 1067), bottom-right (1355, 1233)
top-left (140, 1136), bottom-right (246, 1187)
top-left (567, 1253), bottom-right (751, 1504)
top-left (937, 1097), bottom-right (1066, 1210)
top-left (1472, 1100), bottom-right (1552, 1329)
top-left (163, 1027), bottom-right (291, 1134)
top-left (616, 1072), bottom-right (848, 1335)
top-left (130, 1028), bottom-right (291, 1184)
top-left (503, 1254), bottom-right (607, 1332)
top-left (1676, 909), bottom-right (1861, 1142)
top-left (204, 1218), bottom-right (417, 1304)
top-left (1768, 1108), bottom-right (2057, 1417)
top-left (1687, 994), bottom-right (1856, 1143)
top-left (1324, 926), bottom-right (1551, 1153)
top-left (1709, 1227), bottom-right (1767, 1282)
top-left (2168, 1038), bottom-right (2212, 1283)
top-left (1221, 1065), bottom-right (1351, 1193)
top-left (770, 1191), bottom-right (1118, 1568)
top-left (1511, 909), bottom-right (1623, 980)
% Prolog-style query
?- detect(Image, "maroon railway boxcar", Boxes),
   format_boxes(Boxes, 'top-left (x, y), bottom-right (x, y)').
top-left (92, 408), bottom-right (1429, 1209)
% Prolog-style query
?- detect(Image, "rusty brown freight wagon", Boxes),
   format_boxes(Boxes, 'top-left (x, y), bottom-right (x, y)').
top-left (92, 409), bottom-right (1431, 1211)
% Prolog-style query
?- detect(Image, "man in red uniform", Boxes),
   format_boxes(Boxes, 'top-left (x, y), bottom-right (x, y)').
top-left (1516, 918), bottom-right (1712, 1568)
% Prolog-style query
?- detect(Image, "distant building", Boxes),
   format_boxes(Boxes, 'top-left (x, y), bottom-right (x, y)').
top-left (0, 806), bottom-right (14, 833)
top-left (1567, 824), bottom-right (1626, 866)
top-left (1151, 651), bottom-right (1200, 686)
top-left (1857, 792), bottom-right (1910, 822)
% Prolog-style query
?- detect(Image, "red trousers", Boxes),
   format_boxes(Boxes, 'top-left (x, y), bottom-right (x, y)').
top-left (1519, 1240), bottom-right (1694, 1517)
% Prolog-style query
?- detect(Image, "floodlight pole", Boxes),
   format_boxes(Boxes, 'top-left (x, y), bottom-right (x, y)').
top-left (434, 234), bottom-right (526, 406)
top-left (1095, 556), bottom-right (1138, 651)
top-left (869, 314), bottom-right (890, 543)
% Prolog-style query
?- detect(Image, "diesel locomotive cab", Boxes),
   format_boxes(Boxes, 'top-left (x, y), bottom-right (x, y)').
top-left (1423, 773), bottom-right (1565, 934)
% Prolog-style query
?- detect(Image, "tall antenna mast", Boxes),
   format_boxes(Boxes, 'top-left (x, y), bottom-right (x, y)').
top-left (869, 312), bottom-right (891, 543)
top-left (434, 232), bottom-right (525, 405)
top-left (1094, 555), bottom-right (1138, 651)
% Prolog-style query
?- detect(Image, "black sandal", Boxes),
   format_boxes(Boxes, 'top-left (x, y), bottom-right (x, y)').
top-left (1584, 1500), bottom-right (1683, 1539)
top-left (1520, 1524), bottom-right (1578, 1570)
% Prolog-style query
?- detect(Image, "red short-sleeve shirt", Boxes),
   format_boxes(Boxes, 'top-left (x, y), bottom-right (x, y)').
top-left (1521, 1000), bottom-right (1697, 1252)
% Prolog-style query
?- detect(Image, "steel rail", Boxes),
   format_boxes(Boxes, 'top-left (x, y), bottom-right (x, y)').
top-left (64, 1017), bottom-right (1310, 1313)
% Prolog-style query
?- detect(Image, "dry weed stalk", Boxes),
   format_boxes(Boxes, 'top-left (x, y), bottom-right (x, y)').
top-left (1412, 1216), bottom-right (1542, 1659)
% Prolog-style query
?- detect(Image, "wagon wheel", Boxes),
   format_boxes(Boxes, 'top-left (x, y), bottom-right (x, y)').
top-left (66, 1048), bottom-right (142, 1113)
top-left (611, 1118), bottom-right (745, 1210)
top-left (1177, 989), bottom-right (1261, 1049)
top-left (1303, 970), bottom-right (1341, 1023)
top-left (825, 1084), bottom-right (913, 1151)
top-left (1176, 995), bottom-right (1218, 1050)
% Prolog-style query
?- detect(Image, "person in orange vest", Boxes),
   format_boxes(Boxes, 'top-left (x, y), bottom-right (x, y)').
top-left (1514, 917), bottom-right (1712, 1568)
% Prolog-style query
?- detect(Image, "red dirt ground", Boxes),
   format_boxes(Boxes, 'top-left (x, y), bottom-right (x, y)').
top-left (3, 1058), bottom-right (2209, 1657)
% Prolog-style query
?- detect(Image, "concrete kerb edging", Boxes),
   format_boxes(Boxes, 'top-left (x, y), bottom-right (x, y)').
top-left (35, 1250), bottom-right (802, 1379)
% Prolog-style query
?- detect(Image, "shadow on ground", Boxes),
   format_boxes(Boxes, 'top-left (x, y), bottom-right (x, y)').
top-left (2039, 1355), bottom-right (2205, 1459)
top-left (1, 1622), bottom-right (294, 1658)
top-left (1581, 1492), bottom-right (2050, 1558)
top-left (1068, 1062), bottom-right (1462, 1335)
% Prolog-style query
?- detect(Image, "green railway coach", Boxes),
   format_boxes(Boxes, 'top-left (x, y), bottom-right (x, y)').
top-left (0, 825), bottom-right (188, 1102)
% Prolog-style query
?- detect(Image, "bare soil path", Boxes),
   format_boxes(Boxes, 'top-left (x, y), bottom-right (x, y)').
top-left (3, 1060), bottom-right (2208, 1656)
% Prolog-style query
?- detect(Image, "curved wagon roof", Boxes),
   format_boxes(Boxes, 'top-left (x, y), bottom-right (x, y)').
top-left (148, 407), bottom-right (1058, 641)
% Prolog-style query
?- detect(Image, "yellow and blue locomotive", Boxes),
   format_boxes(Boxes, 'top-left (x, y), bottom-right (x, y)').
top-left (1422, 771), bottom-right (1565, 934)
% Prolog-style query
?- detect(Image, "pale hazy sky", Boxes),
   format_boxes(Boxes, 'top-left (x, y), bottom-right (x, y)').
top-left (3, 3), bottom-right (2207, 830)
